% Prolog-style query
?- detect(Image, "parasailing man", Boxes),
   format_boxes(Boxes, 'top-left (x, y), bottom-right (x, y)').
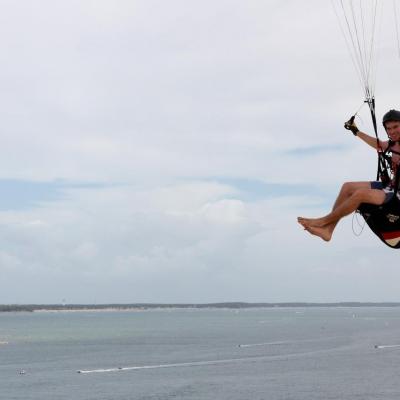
top-left (297, 110), bottom-right (400, 242)
top-left (297, 1), bottom-right (400, 247)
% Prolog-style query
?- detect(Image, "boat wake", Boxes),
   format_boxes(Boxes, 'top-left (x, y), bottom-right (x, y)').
top-left (77, 343), bottom-right (351, 374)
top-left (238, 336), bottom-right (341, 348)
top-left (374, 344), bottom-right (400, 349)
top-left (78, 358), bottom-right (254, 374)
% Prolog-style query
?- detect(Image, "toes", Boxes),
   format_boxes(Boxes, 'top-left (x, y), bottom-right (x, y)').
top-left (297, 217), bottom-right (309, 227)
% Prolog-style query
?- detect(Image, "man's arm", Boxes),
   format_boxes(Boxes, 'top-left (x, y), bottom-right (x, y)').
top-left (344, 116), bottom-right (388, 150)
top-left (356, 131), bottom-right (388, 150)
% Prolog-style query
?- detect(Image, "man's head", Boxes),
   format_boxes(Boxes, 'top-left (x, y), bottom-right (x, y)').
top-left (382, 109), bottom-right (400, 139)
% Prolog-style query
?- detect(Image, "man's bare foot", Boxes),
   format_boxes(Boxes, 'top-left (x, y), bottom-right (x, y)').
top-left (298, 217), bottom-right (327, 228)
top-left (304, 225), bottom-right (332, 242)
top-left (297, 217), bottom-right (307, 228)
top-left (297, 217), bottom-right (317, 227)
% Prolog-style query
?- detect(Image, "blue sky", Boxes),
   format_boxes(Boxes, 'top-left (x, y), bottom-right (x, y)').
top-left (0, 180), bottom-right (107, 210)
top-left (207, 178), bottom-right (332, 203)
top-left (0, 180), bottom-right (65, 210)
top-left (284, 144), bottom-right (346, 158)
top-left (1, 0), bottom-right (400, 303)
top-left (0, 177), bottom-right (333, 217)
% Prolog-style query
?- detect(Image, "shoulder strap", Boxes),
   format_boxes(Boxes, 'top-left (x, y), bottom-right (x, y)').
top-left (367, 98), bottom-right (393, 184)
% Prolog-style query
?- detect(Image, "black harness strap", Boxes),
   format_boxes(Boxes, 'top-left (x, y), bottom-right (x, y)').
top-left (366, 97), bottom-right (379, 146)
top-left (366, 98), bottom-right (393, 184)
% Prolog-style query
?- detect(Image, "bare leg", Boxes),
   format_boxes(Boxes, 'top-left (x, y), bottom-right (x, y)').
top-left (298, 182), bottom-right (372, 232)
top-left (302, 188), bottom-right (385, 241)
top-left (324, 181), bottom-right (373, 235)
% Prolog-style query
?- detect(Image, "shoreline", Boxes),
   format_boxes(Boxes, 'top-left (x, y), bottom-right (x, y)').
top-left (2, 302), bottom-right (400, 313)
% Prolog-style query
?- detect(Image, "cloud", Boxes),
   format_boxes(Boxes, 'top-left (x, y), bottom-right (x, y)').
top-left (0, 181), bottom-right (260, 302)
top-left (0, 178), bottom-right (396, 304)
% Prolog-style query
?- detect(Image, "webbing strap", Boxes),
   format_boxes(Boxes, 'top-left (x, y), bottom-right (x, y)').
top-left (394, 166), bottom-right (400, 195)
top-left (366, 97), bottom-right (381, 149)
top-left (366, 97), bottom-right (389, 183)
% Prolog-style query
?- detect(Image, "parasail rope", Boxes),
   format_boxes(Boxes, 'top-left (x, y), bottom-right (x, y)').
top-left (340, 0), bottom-right (368, 93)
top-left (370, 0), bottom-right (383, 97)
top-left (365, 0), bottom-right (379, 99)
top-left (348, 0), bottom-right (369, 91)
top-left (394, 0), bottom-right (400, 58)
top-left (333, 1), bottom-right (379, 101)
top-left (331, 0), bottom-right (365, 92)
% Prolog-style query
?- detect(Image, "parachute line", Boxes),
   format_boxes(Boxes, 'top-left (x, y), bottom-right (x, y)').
top-left (331, 0), bottom-right (365, 91)
top-left (340, 0), bottom-right (367, 92)
top-left (332, 1), bottom-right (380, 102)
top-left (394, 0), bottom-right (400, 58)
top-left (370, 1), bottom-right (383, 97)
top-left (348, 0), bottom-right (368, 89)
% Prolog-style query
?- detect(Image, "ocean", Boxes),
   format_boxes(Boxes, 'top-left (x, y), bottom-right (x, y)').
top-left (1, 307), bottom-right (400, 399)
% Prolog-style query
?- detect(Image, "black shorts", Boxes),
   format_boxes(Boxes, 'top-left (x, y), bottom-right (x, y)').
top-left (370, 181), bottom-right (393, 203)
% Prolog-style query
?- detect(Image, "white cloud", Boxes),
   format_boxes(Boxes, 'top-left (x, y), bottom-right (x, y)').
top-left (0, 180), bottom-right (397, 303)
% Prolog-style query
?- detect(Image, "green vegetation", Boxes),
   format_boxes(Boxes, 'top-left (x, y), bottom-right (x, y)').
top-left (2, 302), bottom-right (400, 312)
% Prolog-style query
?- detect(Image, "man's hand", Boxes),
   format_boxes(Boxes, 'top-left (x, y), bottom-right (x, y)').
top-left (344, 115), bottom-right (359, 136)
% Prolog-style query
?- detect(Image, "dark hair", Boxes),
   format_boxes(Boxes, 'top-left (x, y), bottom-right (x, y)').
top-left (382, 109), bottom-right (400, 127)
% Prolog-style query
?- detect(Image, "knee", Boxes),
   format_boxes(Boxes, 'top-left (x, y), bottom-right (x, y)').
top-left (341, 182), bottom-right (356, 195)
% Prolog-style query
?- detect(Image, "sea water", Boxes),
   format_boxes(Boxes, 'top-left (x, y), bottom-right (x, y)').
top-left (1, 307), bottom-right (400, 400)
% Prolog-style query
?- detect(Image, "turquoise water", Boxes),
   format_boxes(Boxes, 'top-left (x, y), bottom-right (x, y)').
top-left (2, 308), bottom-right (400, 399)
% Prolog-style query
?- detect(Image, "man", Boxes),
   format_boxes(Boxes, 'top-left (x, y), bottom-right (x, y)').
top-left (297, 109), bottom-right (400, 241)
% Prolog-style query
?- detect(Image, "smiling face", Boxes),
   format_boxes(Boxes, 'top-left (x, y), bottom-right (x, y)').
top-left (385, 120), bottom-right (400, 141)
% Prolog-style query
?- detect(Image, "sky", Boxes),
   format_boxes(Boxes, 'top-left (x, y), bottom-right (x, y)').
top-left (1, 0), bottom-right (400, 304)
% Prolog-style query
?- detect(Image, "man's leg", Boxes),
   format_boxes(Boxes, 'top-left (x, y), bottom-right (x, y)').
top-left (322, 181), bottom-right (374, 235)
top-left (298, 181), bottom-right (372, 228)
top-left (298, 186), bottom-right (386, 241)
top-left (332, 181), bottom-right (372, 211)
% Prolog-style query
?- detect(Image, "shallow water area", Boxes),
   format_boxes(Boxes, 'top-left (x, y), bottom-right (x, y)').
top-left (2, 307), bottom-right (400, 399)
